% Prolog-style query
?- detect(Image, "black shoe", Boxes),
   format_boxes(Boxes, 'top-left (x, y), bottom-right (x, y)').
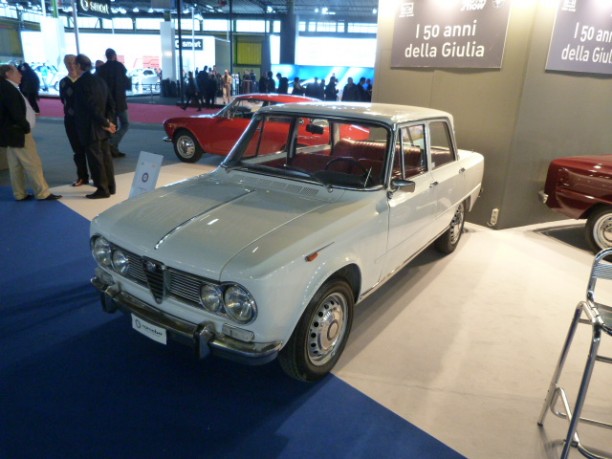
top-left (41, 193), bottom-right (62, 201)
top-left (16, 194), bottom-right (34, 201)
top-left (86, 191), bottom-right (110, 199)
top-left (110, 145), bottom-right (126, 158)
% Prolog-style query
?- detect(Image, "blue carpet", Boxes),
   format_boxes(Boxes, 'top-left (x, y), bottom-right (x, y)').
top-left (0, 187), bottom-right (464, 459)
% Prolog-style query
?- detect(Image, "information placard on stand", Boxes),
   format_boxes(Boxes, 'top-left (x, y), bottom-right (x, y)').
top-left (129, 151), bottom-right (163, 199)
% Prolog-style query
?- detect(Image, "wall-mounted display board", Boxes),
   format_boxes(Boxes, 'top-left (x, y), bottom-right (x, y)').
top-left (391, 0), bottom-right (511, 69)
top-left (546, 0), bottom-right (612, 75)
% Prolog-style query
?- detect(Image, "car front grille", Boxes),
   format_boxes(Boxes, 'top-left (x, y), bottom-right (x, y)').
top-left (120, 248), bottom-right (206, 307)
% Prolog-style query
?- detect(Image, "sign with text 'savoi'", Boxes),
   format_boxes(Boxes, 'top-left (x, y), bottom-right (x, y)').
top-left (391, 0), bottom-right (511, 69)
top-left (546, 0), bottom-right (612, 75)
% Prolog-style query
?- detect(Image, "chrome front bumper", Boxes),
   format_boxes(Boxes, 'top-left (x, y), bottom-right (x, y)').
top-left (163, 136), bottom-right (172, 142)
top-left (91, 271), bottom-right (281, 365)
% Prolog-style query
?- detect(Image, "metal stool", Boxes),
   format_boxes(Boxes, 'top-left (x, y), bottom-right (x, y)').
top-left (538, 248), bottom-right (612, 459)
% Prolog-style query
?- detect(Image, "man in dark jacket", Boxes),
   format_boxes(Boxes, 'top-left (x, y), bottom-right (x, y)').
top-left (0, 64), bottom-right (61, 201)
top-left (73, 54), bottom-right (117, 199)
top-left (18, 63), bottom-right (41, 114)
top-left (59, 54), bottom-right (89, 187)
top-left (276, 73), bottom-right (289, 94)
top-left (341, 77), bottom-right (360, 102)
top-left (96, 48), bottom-right (130, 157)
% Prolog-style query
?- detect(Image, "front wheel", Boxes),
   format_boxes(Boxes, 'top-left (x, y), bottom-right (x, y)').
top-left (434, 201), bottom-right (465, 254)
top-left (586, 206), bottom-right (612, 253)
top-left (173, 130), bottom-right (203, 163)
top-left (278, 279), bottom-right (354, 382)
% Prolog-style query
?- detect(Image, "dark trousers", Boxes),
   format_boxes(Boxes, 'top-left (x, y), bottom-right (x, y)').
top-left (84, 138), bottom-right (115, 195)
top-left (204, 90), bottom-right (215, 107)
top-left (25, 92), bottom-right (40, 113)
top-left (64, 116), bottom-right (89, 182)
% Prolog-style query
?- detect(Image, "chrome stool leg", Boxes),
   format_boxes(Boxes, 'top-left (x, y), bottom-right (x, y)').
top-left (561, 324), bottom-right (602, 459)
top-left (538, 303), bottom-right (584, 450)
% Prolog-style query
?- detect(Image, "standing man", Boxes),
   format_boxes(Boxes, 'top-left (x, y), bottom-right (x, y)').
top-left (73, 54), bottom-right (117, 199)
top-left (341, 77), bottom-right (360, 102)
top-left (96, 48), bottom-right (130, 158)
top-left (0, 64), bottom-right (61, 201)
top-left (59, 54), bottom-right (89, 187)
top-left (221, 69), bottom-right (232, 105)
top-left (276, 72), bottom-right (288, 94)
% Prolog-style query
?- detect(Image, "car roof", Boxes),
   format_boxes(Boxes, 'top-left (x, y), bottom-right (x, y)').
top-left (258, 102), bottom-right (452, 126)
top-left (235, 93), bottom-right (318, 104)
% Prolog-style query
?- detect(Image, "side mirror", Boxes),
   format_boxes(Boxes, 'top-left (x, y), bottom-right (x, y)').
top-left (390, 178), bottom-right (416, 194)
top-left (306, 123), bottom-right (324, 135)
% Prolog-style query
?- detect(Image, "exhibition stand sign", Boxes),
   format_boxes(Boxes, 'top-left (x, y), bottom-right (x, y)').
top-left (129, 152), bottom-right (163, 199)
top-left (391, 0), bottom-right (511, 69)
top-left (546, 0), bottom-right (612, 75)
top-left (77, 0), bottom-right (111, 18)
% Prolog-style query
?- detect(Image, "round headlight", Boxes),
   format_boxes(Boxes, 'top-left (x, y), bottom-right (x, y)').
top-left (92, 237), bottom-right (112, 268)
top-left (224, 285), bottom-right (257, 324)
top-left (112, 249), bottom-right (129, 275)
top-left (200, 284), bottom-right (222, 312)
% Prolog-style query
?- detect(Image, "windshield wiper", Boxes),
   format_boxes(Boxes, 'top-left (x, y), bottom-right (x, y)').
top-left (283, 165), bottom-right (330, 188)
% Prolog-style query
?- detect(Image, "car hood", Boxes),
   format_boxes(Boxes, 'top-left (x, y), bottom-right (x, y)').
top-left (91, 171), bottom-right (342, 280)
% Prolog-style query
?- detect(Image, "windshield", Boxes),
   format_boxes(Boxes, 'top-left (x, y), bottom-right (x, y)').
top-left (223, 113), bottom-right (390, 189)
top-left (218, 98), bottom-right (267, 120)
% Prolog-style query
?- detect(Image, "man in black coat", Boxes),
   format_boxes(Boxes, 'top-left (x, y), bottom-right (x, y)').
top-left (59, 53), bottom-right (89, 187)
top-left (0, 64), bottom-right (61, 201)
top-left (73, 54), bottom-right (117, 199)
top-left (96, 48), bottom-right (130, 157)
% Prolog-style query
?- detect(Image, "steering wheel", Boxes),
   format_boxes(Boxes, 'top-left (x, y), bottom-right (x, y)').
top-left (324, 156), bottom-right (368, 175)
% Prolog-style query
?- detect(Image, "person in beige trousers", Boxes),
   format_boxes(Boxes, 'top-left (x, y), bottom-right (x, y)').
top-left (0, 64), bottom-right (61, 201)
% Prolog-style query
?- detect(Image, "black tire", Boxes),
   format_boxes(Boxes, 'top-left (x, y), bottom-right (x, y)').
top-left (278, 279), bottom-right (354, 382)
top-left (173, 130), bottom-right (204, 163)
top-left (434, 201), bottom-right (465, 254)
top-left (585, 206), bottom-right (612, 253)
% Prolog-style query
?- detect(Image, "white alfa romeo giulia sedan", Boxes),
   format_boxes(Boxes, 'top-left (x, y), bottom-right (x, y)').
top-left (91, 102), bottom-right (484, 381)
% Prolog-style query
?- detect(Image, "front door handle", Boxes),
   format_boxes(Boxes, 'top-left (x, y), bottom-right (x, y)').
top-left (430, 181), bottom-right (439, 188)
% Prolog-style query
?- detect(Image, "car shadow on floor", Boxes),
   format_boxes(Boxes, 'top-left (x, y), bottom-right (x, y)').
top-left (536, 223), bottom-right (591, 253)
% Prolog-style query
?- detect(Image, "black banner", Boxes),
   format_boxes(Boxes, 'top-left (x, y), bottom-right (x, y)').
top-left (175, 38), bottom-right (204, 50)
top-left (77, 0), bottom-right (111, 18)
top-left (391, 0), bottom-right (511, 69)
top-left (546, 0), bottom-right (612, 75)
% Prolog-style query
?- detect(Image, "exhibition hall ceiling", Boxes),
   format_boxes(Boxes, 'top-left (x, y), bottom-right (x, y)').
top-left (5, 0), bottom-right (380, 23)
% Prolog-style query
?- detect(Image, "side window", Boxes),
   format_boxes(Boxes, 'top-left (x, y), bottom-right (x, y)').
top-left (429, 121), bottom-right (455, 169)
top-left (242, 115), bottom-right (291, 158)
top-left (392, 125), bottom-right (427, 179)
top-left (231, 99), bottom-right (263, 118)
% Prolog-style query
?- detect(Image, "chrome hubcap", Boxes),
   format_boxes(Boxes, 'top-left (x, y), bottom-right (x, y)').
top-left (307, 292), bottom-right (347, 366)
top-left (593, 214), bottom-right (612, 249)
top-left (449, 204), bottom-right (465, 245)
top-left (177, 136), bottom-right (195, 158)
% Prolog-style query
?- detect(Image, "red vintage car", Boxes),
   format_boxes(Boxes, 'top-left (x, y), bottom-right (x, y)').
top-left (541, 154), bottom-right (612, 252)
top-left (163, 93), bottom-right (315, 162)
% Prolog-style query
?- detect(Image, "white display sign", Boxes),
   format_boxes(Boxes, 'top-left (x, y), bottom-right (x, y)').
top-left (129, 151), bottom-right (163, 199)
